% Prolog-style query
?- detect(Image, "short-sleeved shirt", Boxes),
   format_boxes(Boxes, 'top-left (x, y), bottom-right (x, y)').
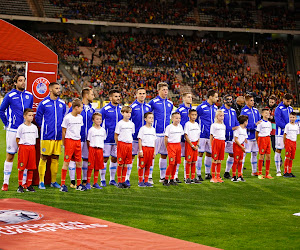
top-left (233, 126), bottom-right (248, 145)
top-left (210, 123), bottom-right (226, 140)
top-left (87, 126), bottom-right (107, 148)
top-left (256, 120), bottom-right (272, 137)
top-left (115, 120), bottom-right (135, 143)
top-left (62, 113), bottom-right (84, 140)
top-left (16, 123), bottom-right (38, 145)
top-left (284, 123), bottom-right (299, 142)
top-left (184, 121), bottom-right (200, 142)
top-left (138, 126), bottom-right (157, 148)
top-left (165, 124), bottom-right (184, 143)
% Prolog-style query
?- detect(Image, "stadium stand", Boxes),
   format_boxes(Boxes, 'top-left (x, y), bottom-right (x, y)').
top-left (0, 0), bottom-right (33, 16)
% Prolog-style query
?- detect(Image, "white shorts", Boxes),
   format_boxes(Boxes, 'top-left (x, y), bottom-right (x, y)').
top-left (225, 141), bottom-right (233, 154)
top-left (155, 136), bottom-right (167, 155)
top-left (245, 140), bottom-right (259, 153)
top-left (103, 144), bottom-right (117, 158)
top-left (198, 138), bottom-right (211, 153)
top-left (132, 140), bottom-right (139, 156)
top-left (6, 130), bottom-right (18, 154)
top-left (181, 142), bottom-right (185, 157)
top-left (275, 136), bottom-right (284, 150)
top-left (81, 141), bottom-right (89, 159)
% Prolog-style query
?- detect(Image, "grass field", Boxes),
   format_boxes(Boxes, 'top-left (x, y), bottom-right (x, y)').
top-left (1, 124), bottom-right (300, 249)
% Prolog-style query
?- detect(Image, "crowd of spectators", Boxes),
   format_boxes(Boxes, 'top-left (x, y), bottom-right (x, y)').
top-left (31, 31), bottom-right (294, 106)
top-left (48, 0), bottom-right (297, 30)
top-left (50, 0), bottom-right (196, 26)
top-left (0, 63), bottom-right (25, 96)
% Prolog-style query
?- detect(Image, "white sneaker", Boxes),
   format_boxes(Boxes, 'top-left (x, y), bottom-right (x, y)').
top-left (276, 172), bottom-right (282, 177)
top-left (148, 178), bottom-right (154, 184)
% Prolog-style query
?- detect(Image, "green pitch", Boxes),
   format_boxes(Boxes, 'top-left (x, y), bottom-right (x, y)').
top-left (1, 125), bottom-right (299, 249)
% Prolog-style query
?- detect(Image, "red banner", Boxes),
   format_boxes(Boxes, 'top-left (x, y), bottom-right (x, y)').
top-left (26, 62), bottom-right (58, 111)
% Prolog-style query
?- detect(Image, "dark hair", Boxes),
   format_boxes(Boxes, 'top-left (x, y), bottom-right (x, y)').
top-left (23, 108), bottom-right (34, 116)
top-left (262, 108), bottom-right (270, 113)
top-left (13, 74), bottom-right (25, 84)
top-left (72, 98), bottom-right (82, 109)
top-left (121, 106), bottom-right (132, 113)
top-left (82, 87), bottom-right (92, 98)
top-left (49, 82), bottom-right (60, 88)
top-left (144, 112), bottom-right (153, 119)
top-left (207, 89), bottom-right (217, 98)
top-left (92, 112), bottom-right (102, 120)
top-left (269, 95), bottom-right (277, 101)
top-left (189, 109), bottom-right (197, 114)
top-left (136, 87), bottom-right (146, 93)
top-left (238, 115), bottom-right (248, 124)
top-left (283, 93), bottom-right (293, 100)
top-left (290, 112), bottom-right (297, 116)
top-left (109, 89), bottom-right (120, 96)
top-left (172, 112), bottom-right (180, 116)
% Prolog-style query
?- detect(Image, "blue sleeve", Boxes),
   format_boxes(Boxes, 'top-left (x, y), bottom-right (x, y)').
top-left (234, 114), bottom-right (239, 127)
top-left (275, 107), bottom-right (286, 129)
top-left (35, 102), bottom-right (44, 127)
top-left (0, 94), bottom-right (10, 127)
top-left (240, 109), bottom-right (246, 116)
top-left (148, 99), bottom-right (154, 110)
top-left (99, 108), bottom-right (105, 126)
top-left (196, 105), bottom-right (203, 124)
top-left (256, 110), bottom-right (261, 123)
top-left (30, 95), bottom-right (33, 108)
top-left (68, 107), bottom-right (73, 113)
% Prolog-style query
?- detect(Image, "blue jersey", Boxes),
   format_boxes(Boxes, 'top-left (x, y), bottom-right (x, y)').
top-left (196, 101), bottom-right (218, 139)
top-left (130, 100), bottom-right (152, 141)
top-left (69, 103), bottom-right (95, 142)
top-left (100, 102), bottom-right (122, 144)
top-left (35, 96), bottom-right (67, 140)
top-left (175, 103), bottom-right (192, 142)
top-left (0, 89), bottom-right (33, 131)
top-left (275, 101), bottom-right (293, 136)
top-left (148, 96), bottom-right (173, 136)
top-left (240, 105), bottom-right (261, 140)
top-left (220, 105), bottom-right (239, 142)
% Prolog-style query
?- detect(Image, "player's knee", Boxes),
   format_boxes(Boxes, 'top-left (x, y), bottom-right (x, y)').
top-left (51, 155), bottom-right (59, 160)
top-left (41, 155), bottom-right (48, 161)
top-left (229, 153), bottom-right (234, 157)
top-left (206, 152), bottom-right (212, 157)
top-left (161, 154), bottom-right (167, 159)
top-left (111, 157), bottom-right (117, 163)
top-left (6, 153), bottom-right (14, 162)
top-left (198, 152), bottom-right (203, 157)
top-left (276, 149), bottom-right (281, 153)
top-left (132, 155), bottom-right (135, 160)
top-left (103, 157), bottom-right (109, 163)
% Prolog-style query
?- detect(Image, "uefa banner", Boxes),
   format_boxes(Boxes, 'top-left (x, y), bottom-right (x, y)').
top-left (26, 62), bottom-right (58, 111)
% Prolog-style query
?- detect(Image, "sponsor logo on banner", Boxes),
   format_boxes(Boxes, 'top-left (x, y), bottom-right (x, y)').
top-left (32, 77), bottom-right (50, 99)
top-left (0, 210), bottom-right (43, 225)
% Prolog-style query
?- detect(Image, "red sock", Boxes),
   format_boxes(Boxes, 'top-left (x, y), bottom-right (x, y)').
top-left (27, 171), bottom-right (33, 186)
top-left (76, 167), bottom-right (82, 186)
top-left (191, 163), bottom-right (196, 180)
top-left (258, 159), bottom-right (263, 175)
top-left (122, 166), bottom-right (127, 183)
top-left (18, 170), bottom-right (24, 186)
top-left (144, 167), bottom-right (150, 183)
top-left (266, 160), bottom-right (270, 176)
top-left (284, 158), bottom-right (289, 173)
top-left (61, 169), bottom-right (67, 185)
top-left (94, 170), bottom-right (99, 184)
top-left (117, 165), bottom-right (122, 183)
top-left (211, 162), bottom-right (217, 178)
top-left (87, 169), bottom-right (92, 184)
top-left (232, 160), bottom-right (238, 177)
top-left (288, 159), bottom-right (293, 173)
top-left (138, 168), bottom-right (144, 183)
top-left (216, 163), bottom-right (221, 178)
top-left (185, 162), bottom-right (191, 179)
top-left (165, 165), bottom-right (172, 180)
top-left (171, 164), bottom-right (177, 180)
top-left (238, 162), bottom-right (243, 177)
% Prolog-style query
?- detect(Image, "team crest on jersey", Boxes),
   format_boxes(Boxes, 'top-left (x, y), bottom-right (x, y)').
top-left (88, 162), bottom-right (91, 166)
top-left (286, 152), bottom-right (289, 155)
top-left (20, 163), bottom-right (24, 167)
top-left (188, 155), bottom-right (191, 159)
top-left (119, 158), bottom-right (122, 162)
top-left (214, 154), bottom-right (217, 158)
top-left (236, 155), bottom-right (239, 159)
top-left (32, 77), bottom-right (50, 100)
top-left (8, 146), bottom-right (11, 150)
top-left (42, 148), bottom-right (46, 152)
top-left (59, 104), bottom-right (63, 108)
top-left (262, 149), bottom-right (264, 152)
top-left (65, 155), bottom-right (69, 159)
top-left (168, 104), bottom-right (171, 107)
top-left (170, 158), bottom-right (174, 162)
top-left (141, 161), bottom-right (144, 165)
top-left (25, 95), bottom-right (29, 99)
top-left (0, 210), bottom-right (43, 225)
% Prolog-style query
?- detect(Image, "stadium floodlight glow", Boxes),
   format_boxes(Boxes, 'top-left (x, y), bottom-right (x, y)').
top-left (256, 42), bottom-right (258, 44)
top-left (92, 34), bottom-right (95, 37)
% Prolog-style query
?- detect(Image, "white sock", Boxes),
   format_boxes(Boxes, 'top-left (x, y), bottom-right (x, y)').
top-left (225, 156), bottom-right (234, 173)
top-left (204, 156), bottom-right (212, 174)
top-left (242, 153), bottom-right (247, 172)
top-left (109, 162), bottom-right (117, 181)
top-left (126, 164), bottom-right (133, 181)
top-left (3, 161), bottom-right (13, 185)
top-left (275, 152), bottom-right (281, 172)
top-left (22, 169), bottom-right (28, 185)
top-left (82, 161), bottom-right (88, 181)
top-left (183, 160), bottom-right (186, 179)
top-left (159, 158), bottom-right (167, 179)
top-left (69, 161), bottom-right (76, 181)
top-left (175, 164), bottom-right (180, 179)
top-left (149, 159), bottom-right (154, 179)
top-left (251, 152), bottom-right (258, 173)
top-left (196, 156), bottom-right (202, 176)
top-left (100, 163), bottom-right (107, 181)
